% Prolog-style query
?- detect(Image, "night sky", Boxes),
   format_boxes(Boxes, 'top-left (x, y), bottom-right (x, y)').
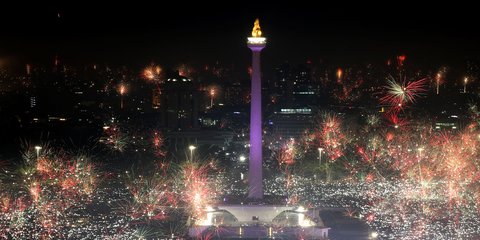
top-left (1, 2), bottom-right (479, 68)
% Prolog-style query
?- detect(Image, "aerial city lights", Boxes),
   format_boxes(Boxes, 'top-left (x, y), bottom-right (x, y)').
top-left (1, 10), bottom-right (480, 240)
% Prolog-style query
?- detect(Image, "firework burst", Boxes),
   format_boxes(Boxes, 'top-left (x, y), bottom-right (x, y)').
top-left (0, 146), bottom-right (102, 239)
top-left (380, 75), bottom-right (428, 110)
top-left (177, 161), bottom-right (218, 220)
top-left (142, 64), bottom-right (163, 82)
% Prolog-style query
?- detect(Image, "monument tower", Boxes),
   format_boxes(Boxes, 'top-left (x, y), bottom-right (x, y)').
top-left (188, 20), bottom-right (329, 239)
top-left (247, 19), bottom-right (266, 199)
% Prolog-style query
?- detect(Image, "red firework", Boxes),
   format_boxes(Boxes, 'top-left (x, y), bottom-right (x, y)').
top-left (380, 76), bottom-right (428, 110)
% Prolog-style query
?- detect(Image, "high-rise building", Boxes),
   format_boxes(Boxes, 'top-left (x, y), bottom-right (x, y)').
top-left (274, 62), bottom-right (315, 105)
top-left (152, 88), bottom-right (161, 109)
top-left (161, 71), bottom-right (199, 130)
top-left (224, 82), bottom-right (247, 106)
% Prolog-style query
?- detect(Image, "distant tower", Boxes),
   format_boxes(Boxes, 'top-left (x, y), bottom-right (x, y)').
top-left (247, 19), bottom-right (266, 199)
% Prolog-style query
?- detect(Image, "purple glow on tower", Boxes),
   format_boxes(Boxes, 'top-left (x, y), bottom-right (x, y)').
top-left (247, 19), bottom-right (266, 199)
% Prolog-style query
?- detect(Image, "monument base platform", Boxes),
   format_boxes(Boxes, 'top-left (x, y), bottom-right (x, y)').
top-left (189, 205), bottom-right (330, 239)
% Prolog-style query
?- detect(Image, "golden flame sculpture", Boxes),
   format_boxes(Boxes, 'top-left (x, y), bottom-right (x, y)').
top-left (251, 18), bottom-right (262, 37)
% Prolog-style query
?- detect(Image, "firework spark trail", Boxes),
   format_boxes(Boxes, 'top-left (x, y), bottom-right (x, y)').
top-left (315, 112), bottom-right (347, 162)
top-left (1, 141), bottom-right (209, 239)
top-left (385, 111), bottom-right (408, 129)
top-left (177, 161), bottom-right (217, 220)
top-left (276, 138), bottom-right (296, 166)
top-left (331, 67), bottom-right (364, 103)
top-left (153, 131), bottom-right (166, 158)
top-left (123, 173), bottom-right (172, 221)
top-left (177, 63), bottom-right (194, 77)
top-left (100, 120), bottom-right (128, 152)
top-left (142, 64), bottom-right (163, 82)
top-left (273, 112), bottom-right (480, 239)
top-left (350, 126), bottom-right (480, 239)
top-left (274, 138), bottom-right (301, 198)
top-left (435, 67), bottom-right (447, 94)
top-left (366, 114), bottom-right (381, 127)
top-left (264, 111), bottom-right (480, 238)
top-left (380, 76), bottom-right (428, 111)
top-left (3, 107), bottom-right (480, 239)
top-left (0, 147), bottom-right (104, 239)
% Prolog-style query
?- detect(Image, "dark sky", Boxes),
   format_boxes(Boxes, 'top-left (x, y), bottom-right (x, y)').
top-left (1, 1), bottom-right (479, 68)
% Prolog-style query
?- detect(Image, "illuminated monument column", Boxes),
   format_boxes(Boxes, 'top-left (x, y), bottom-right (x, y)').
top-left (247, 19), bottom-right (266, 199)
top-left (189, 20), bottom-right (329, 239)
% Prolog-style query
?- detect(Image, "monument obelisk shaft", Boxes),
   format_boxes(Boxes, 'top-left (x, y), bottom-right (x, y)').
top-left (247, 19), bottom-right (266, 199)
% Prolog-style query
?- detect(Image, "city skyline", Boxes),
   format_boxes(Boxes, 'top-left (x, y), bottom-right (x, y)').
top-left (1, 3), bottom-right (480, 239)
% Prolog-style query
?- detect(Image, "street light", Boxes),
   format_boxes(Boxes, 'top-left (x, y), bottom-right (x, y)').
top-left (239, 155), bottom-right (246, 162)
top-left (318, 147), bottom-right (325, 182)
top-left (31, 145), bottom-right (41, 234)
top-left (210, 89), bottom-right (215, 108)
top-left (417, 147), bottom-right (425, 184)
top-left (34, 146), bottom-right (42, 159)
top-left (189, 145), bottom-right (196, 161)
top-left (317, 148), bottom-right (324, 167)
top-left (436, 73), bottom-right (441, 95)
top-left (464, 77), bottom-right (468, 93)
top-left (417, 147), bottom-right (424, 156)
top-left (118, 84), bottom-right (127, 109)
